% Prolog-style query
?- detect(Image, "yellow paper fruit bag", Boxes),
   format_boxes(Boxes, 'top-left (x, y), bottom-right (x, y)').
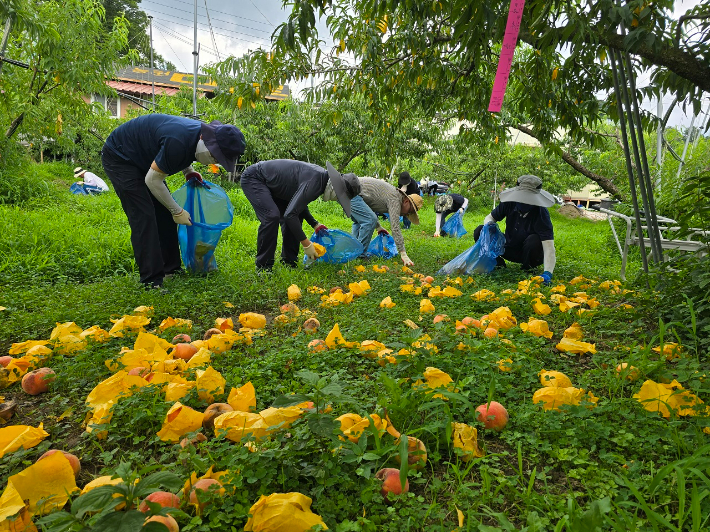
top-left (228, 382), bottom-right (257, 412)
top-left (244, 492), bottom-right (328, 531)
top-left (287, 284), bottom-right (302, 301)
top-left (451, 422), bottom-right (484, 461)
top-left (239, 313), bottom-right (267, 330)
top-left (0, 424), bottom-right (49, 459)
top-left (195, 367), bottom-right (226, 403)
top-left (157, 402), bottom-right (203, 443)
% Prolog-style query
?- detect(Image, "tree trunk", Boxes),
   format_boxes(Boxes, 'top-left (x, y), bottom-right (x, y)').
top-left (513, 125), bottom-right (624, 201)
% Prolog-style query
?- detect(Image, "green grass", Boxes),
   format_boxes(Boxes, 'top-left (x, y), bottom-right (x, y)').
top-left (0, 165), bottom-right (707, 532)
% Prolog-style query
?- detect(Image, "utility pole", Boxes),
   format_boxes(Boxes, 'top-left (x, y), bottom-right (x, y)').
top-left (148, 16), bottom-right (155, 112)
top-left (192, 0), bottom-right (198, 117)
top-left (0, 18), bottom-right (13, 78)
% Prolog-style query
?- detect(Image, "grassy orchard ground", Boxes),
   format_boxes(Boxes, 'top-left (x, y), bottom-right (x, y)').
top-left (1, 165), bottom-right (707, 531)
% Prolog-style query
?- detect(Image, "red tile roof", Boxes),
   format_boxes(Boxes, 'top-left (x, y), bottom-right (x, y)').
top-left (107, 80), bottom-right (180, 96)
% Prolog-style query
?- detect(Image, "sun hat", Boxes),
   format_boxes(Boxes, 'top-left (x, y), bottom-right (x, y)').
top-left (434, 194), bottom-right (453, 213)
top-left (200, 121), bottom-right (246, 174)
top-left (326, 161), bottom-right (362, 217)
top-left (398, 189), bottom-right (422, 224)
top-left (499, 175), bottom-right (555, 207)
top-left (398, 171), bottom-right (412, 189)
top-left (74, 167), bottom-right (86, 179)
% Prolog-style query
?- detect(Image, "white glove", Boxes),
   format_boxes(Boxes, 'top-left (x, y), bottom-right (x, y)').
top-left (400, 252), bottom-right (414, 267)
top-left (458, 208), bottom-right (464, 214)
top-left (172, 209), bottom-right (192, 226)
top-left (433, 232), bottom-right (440, 237)
top-left (303, 241), bottom-right (318, 260)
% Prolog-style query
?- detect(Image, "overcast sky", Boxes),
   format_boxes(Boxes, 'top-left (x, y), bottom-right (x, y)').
top-left (139, 0), bottom-right (707, 131)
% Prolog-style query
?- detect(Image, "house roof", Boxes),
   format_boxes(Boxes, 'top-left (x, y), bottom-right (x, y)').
top-left (112, 66), bottom-right (290, 101)
top-left (107, 80), bottom-right (180, 96)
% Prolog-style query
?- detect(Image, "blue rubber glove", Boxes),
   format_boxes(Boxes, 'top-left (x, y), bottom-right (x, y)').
top-left (541, 271), bottom-right (553, 286)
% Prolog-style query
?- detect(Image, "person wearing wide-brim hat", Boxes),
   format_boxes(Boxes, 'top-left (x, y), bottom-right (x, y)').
top-left (344, 176), bottom-right (422, 267)
top-left (101, 113), bottom-right (246, 289)
top-left (73, 167), bottom-right (110, 193)
top-left (474, 175), bottom-right (557, 284)
top-left (433, 193), bottom-right (469, 237)
top-left (240, 160), bottom-right (361, 271)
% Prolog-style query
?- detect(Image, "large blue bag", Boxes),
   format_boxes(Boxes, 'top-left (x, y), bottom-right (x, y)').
top-left (437, 223), bottom-right (505, 275)
top-left (304, 229), bottom-right (364, 265)
top-left (442, 211), bottom-right (467, 238)
top-left (172, 178), bottom-right (233, 273)
top-left (367, 233), bottom-right (398, 259)
top-left (70, 183), bottom-right (105, 195)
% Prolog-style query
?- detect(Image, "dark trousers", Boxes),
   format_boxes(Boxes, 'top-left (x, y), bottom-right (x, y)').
top-left (240, 175), bottom-right (306, 269)
top-left (473, 225), bottom-right (543, 270)
top-left (101, 149), bottom-right (181, 286)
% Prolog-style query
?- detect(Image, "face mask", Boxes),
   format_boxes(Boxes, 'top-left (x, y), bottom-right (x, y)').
top-left (195, 139), bottom-right (217, 165)
top-left (323, 180), bottom-right (337, 202)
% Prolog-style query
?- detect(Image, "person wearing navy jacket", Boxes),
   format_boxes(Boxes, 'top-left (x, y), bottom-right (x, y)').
top-left (240, 160), bottom-right (362, 271)
top-left (474, 175), bottom-right (557, 285)
top-left (102, 113), bottom-right (245, 289)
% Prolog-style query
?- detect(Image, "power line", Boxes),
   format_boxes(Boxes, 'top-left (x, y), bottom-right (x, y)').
top-left (141, 0), bottom-right (276, 34)
top-left (151, 16), bottom-right (268, 49)
top-left (204, 0), bottom-right (221, 61)
top-left (250, 0), bottom-right (275, 27)
top-left (153, 20), bottom-right (218, 56)
top-left (141, 6), bottom-right (271, 44)
top-left (155, 26), bottom-right (188, 71)
top-left (142, 0), bottom-right (275, 27)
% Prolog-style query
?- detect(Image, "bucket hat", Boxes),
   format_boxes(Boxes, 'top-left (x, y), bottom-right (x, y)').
top-left (434, 194), bottom-right (453, 213)
top-left (399, 190), bottom-right (422, 224)
top-left (74, 167), bottom-right (86, 179)
top-left (499, 175), bottom-right (555, 207)
top-left (200, 121), bottom-right (246, 174)
top-left (326, 161), bottom-right (362, 217)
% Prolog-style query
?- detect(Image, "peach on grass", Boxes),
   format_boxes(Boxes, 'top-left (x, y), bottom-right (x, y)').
top-left (171, 343), bottom-right (198, 361)
top-left (302, 317), bottom-right (320, 333)
top-left (127, 366), bottom-right (153, 379)
top-left (139, 491), bottom-right (181, 513)
top-left (21, 367), bottom-right (55, 395)
top-left (461, 317), bottom-right (481, 328)
top-left (433, 314), bottom-right (449, 324)
top-left (375, 468), bottom-right (409, 500)
top-left (171, 334), bottom-right (191, 344)
top-left (0, 356), bottom-right (12, 367)
top-left (189, 478), bottom-right (225, 511)
top-left (180, 433), bottom-right (208, 449)
top-left (483, 327), bottom-right (498, 339)
top-left (475, 401), bottom-right (509, 431)
top-left (144, 514), bottom-right (179, 532)
top-left (394, 437), bottom-right (427, 471)
top-left (308, 339), bottom-right (328, 352)
top-left (202, 403), bottom-right (234, 431)
top-left (203, 328), bottom-right (222, 341)
top-left (38, 450), bottom-right (81, 476)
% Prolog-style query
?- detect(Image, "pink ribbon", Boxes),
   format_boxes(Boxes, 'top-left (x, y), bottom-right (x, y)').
top-left (488, 0), bottom-right (526, 112)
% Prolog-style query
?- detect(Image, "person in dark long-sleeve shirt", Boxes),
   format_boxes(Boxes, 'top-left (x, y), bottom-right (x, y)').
top-left (240, 160), bottom-right (361, 270)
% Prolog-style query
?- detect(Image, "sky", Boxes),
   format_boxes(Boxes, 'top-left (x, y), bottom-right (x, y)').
top-left (139, 0), bottom-right (708, 131)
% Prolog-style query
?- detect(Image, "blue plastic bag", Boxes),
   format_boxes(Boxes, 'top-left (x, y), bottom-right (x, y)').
top-left (172, 178), bottom-right (234, 273)
top-left (441, 211), bottom-right (467, 238)
top-left (367, 233), bottom-right (398, 259)
top-left (303, 229), bottom-right (364, 265)
top-left (437, 223), bottom-right (505, 275)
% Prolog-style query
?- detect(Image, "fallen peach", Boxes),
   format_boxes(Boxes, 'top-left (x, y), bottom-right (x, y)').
top-left (433, 314), bottom-right (449, 324)
top-left (172, 333), bottom-right (191, 344)
top-left (395, 436), bottom-right (427, 471)
top-left (21, 367), bottom-right (55, 395)
top-left (172, 343), bottom-right (198, 361)
top-left (0, 356), bottom-right (12, 367)
top-left (38, 450), bottom-right (80, 477)
top-left (189, 478), bottom-right (225, 511)
top-left (475, 401), bottom-right (509, 431)
top-left (303, 317), bottom-right (320, 333)
top-left (308, 339), bottom-right (328, 352)
top-left (144, 514), bottom-right (179, 532)
top-left (483, 327), bottom-right (498, 339)
top-left (202, 403), bottom-right (234, 431)
top-left (203, 328), bottom-right (222, 341)
top-left (139, 491), bottom-right (181, 513)
top-left (375, 468), bottom-right (409, 500)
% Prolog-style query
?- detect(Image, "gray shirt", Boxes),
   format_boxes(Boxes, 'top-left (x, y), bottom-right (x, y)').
top-left (358, 177), bottom-right (407, 255)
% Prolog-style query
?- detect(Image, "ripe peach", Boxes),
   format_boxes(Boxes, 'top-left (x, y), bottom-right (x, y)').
top-left (21, 367), bottom-right (55, 395)
top-left (475, 401), bottom-right (509, 431)
top-left (189, 478), bottom-right (225, 511)
top-left (38, 450), bottom-right (80, 477)
top-left (281, 302), bottom-right (299, 314)
top-left (171, 334), bottom-right (191, 344)
top-left (0, 356), bottom-right (12, 367)
top-left (139, 491), bottom-right (181, 513)
top-left (329, 286), bottom-right (343, 294)
top-left (171, 343), bottom-right (198, 361)
top-left (302, 317), bottom-right (320, 333)
top-left (483, 327), bottom-right (498, 339)
top-left (423, 276), bottom-right (435, 284)
top-left (433, 314), bottom-right (449, 324)
top-left (375, 468), bottom-right (409, 499)
top-left (395, 436), bottom-right (427, 471)
top-left (308, 339), bottom-right (328, 352)
top-left (144, 515), bottom-right (179, 532)
top-left (461, 317), bottom-right (480, 328)
top-left (128, 366), bottom-right (152, 379)
top-left (203, 328), bottom-right (222, 341)
top-left (202, 403), bottom-right (234, 431)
